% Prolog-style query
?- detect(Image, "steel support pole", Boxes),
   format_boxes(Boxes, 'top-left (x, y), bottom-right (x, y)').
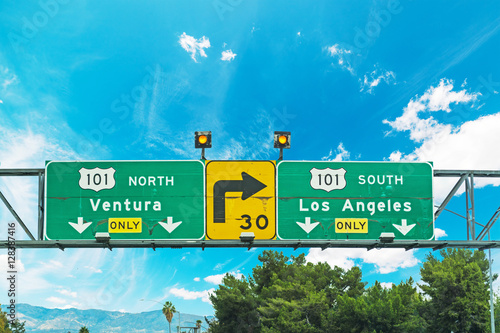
top-left (466, 176), bottom-right (471, 240)
top-left (471, 173), bottom-right (476, 241)
top-left (489, 231), bottom-right (496, 333)
top-left (38, 171), bottom-right (45, 240)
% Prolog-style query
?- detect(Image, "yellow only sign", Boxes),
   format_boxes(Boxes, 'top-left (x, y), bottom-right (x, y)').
top-left (108, 218), bottom-right (142, 233)
top-left (206, 161), bottom-right (276, 240)
top-left (335, 218), bottom-right (368, 233)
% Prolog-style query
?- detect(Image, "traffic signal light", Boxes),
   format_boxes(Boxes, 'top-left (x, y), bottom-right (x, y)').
top-left (195, 131), bottom-right (212, 148)
top-left (195, 131), bottom-right (211, 160)
top-left (274, 131), bottom-right (291, 149)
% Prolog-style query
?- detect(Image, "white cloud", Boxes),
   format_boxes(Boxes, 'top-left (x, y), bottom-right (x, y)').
top-left (384, 78), bottom-right (500, 201)
top-left (384, 79), bottom-right (479, 143)
top-left (213, 258), bottom-right (233, 271)
top-left (221, 50), bottom-right (237, 61)
top-left (204, 271), bottom-right (244, 285)
top-left (360, 67), bottom-right (395, 94)
top-left (84, 265), bottom-right (103, 274)
top-left (204, 274), bottom-right (225, 285)
top-left (46, 296), bottom-right (67, 304)
top-left (0, 126), bottom-right (78, 168)
top-left (180, 252), bottom-right (190, 262)
top-left (326, 44), bottom-right (355, 74)
top-left (306, 248), bottom-right (419, 274)
top-left (434, 228), bottom-right (447, 240)
top-left (57, 289), bottom-right (77, 298)
top-left (168, 287), bottom-right (215, 303)
top-left (322, 143), bottom-right (351, 161)
top-left (178, 32), bottom-right (211, 63)
top-left (388, 150), bottom-right (403, 162)
top-left (422, 79), bottom-right (479, 112)
top-left (193, 277), bottom-right (200, 282)
top-left (41, 260), bottom-right (64, 269)
top-left (1, 66), bottom-right (18, 90)
top-left (380, 282), bottom-right (394, 289)
top-left (2, 75), bottom-right (18, 90)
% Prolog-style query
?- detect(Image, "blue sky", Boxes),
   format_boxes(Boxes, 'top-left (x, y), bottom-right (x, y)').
top-left (1, 0), bottom-right (500, 317)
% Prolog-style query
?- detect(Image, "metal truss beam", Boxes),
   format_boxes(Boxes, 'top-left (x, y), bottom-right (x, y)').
top-left (434, 174), bottom-right (467, 219)
top-left (0, 169), bottom-right (43, 240)
top-left (433, 170), bottom-right (500, 241)
top-left (1, 168), bottom-right (499, 248)
top-left (1, 239), bottom-right (499, 250)
top-left (478, 206), bottom-right (500, 241)
top-left (0, 190), bottom-right (36, 240)
top-left (0, 169), bottom-right (44, 176)
top-left (433, 170), bottom-right (500, 177)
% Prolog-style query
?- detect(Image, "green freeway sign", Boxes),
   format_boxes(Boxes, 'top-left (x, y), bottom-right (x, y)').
top-left (277, 161), bottom-right (434, 240)
top-left (45, 161), bottom-right (205, 240)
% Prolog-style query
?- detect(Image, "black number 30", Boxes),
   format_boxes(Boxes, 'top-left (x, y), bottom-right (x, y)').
top-left (240, 214), bottom-right (268, 230)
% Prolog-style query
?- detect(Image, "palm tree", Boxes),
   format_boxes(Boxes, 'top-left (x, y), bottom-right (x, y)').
top-left (162, 301), bottom-right (176, 333)
top-left (78, 327), bottom-right (89, 333)
top-left (196, 319), bottom-right (202, 332)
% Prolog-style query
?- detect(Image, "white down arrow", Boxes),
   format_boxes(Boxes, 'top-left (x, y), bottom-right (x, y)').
top-left (159, 217), bottom-right (182, 233)
top-left (68, 217), bottom-right (92, 234)
top-left (392, 219), bottom-right (416, 236)
top-left (296, 217), bottom-right (320, 234)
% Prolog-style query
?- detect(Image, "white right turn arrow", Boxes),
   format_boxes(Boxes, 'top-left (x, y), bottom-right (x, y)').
top-left (68, 217), bottom-right (92, 234)
top-left (393, 219), bottom-right (416, 236)
top-left (296, 217), bottom-right (320, 234)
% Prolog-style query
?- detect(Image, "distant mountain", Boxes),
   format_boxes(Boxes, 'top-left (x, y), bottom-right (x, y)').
top-left (1, 304), bottom-right (210, 333)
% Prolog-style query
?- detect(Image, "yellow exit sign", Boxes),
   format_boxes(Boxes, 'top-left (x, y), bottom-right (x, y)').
top-left (206, 161), bottom-right (276, 240)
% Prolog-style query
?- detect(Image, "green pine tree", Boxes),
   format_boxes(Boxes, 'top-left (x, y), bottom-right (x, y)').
top-left (420, 248), bottom-right (496, 333)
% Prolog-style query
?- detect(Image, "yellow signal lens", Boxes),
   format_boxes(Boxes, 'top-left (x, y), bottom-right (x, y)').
top-left (278, 135), bottom-right (287, 145)
top-left (198, 135), bottom-right (208, 144)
